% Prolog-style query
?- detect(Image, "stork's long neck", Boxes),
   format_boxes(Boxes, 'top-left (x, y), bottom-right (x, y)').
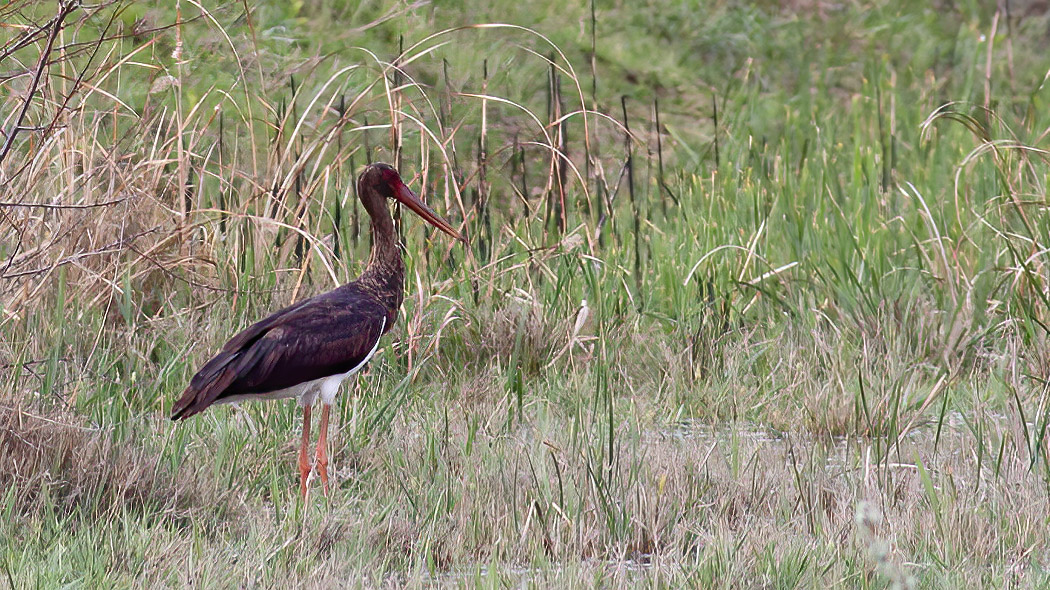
top-left (359, 201), bottom-right (405, 322)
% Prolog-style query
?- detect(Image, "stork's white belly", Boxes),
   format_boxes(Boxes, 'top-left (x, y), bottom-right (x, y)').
top-left (216, 318), bottom-right (385, 407)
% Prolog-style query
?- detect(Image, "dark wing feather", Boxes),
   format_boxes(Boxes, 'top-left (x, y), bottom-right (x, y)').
top-left (171, 286), bottom-right (388, 420)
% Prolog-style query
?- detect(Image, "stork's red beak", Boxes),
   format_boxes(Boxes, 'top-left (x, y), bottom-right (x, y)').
top-left (393, 183), bottom-right (466, 243)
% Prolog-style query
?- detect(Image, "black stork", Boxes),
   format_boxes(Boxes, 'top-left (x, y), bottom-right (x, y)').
top-left (171, 163), bottom-right (464, 498)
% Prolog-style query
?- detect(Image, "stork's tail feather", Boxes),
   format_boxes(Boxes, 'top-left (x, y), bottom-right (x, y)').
top-left (170, 390), bottom-right (198, 420)
top-left (170, 352), bottom-right (240, 420)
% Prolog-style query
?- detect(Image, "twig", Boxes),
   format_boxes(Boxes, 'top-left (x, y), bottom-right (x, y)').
top-left (0, 197), bottom-right (126, 210)
top-left (1, 227), bottom-right (156, 279)
top-left (0, 0), bottom-right (78, 168)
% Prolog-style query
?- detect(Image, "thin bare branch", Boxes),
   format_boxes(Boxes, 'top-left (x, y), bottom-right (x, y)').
top-left (0, 0), bottom-right (78, 168)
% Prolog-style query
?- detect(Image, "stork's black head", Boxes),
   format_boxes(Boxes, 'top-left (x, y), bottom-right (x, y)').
top-left (357, 163), bottom-right (464, 242)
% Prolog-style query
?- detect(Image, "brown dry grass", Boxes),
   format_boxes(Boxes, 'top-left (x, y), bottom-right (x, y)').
top-left (0, 400), bottom-right (233, 525)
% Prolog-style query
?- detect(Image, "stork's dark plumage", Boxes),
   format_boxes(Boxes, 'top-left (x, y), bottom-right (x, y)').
top-left (172, 163), bottom-right (463, 498)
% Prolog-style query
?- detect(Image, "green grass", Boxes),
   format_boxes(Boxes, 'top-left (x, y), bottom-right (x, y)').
top-left (3, 0), bottom-right (1050, 587)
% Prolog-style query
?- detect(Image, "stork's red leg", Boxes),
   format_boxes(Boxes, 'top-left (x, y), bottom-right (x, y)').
top-left (316, 404), bottom-right (331, 497)
top-left (299, 405), bottom-right (312, 499)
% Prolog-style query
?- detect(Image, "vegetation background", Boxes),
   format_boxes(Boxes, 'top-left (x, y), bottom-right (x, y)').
top-left (2, 0), bottom-right (1050, 587)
